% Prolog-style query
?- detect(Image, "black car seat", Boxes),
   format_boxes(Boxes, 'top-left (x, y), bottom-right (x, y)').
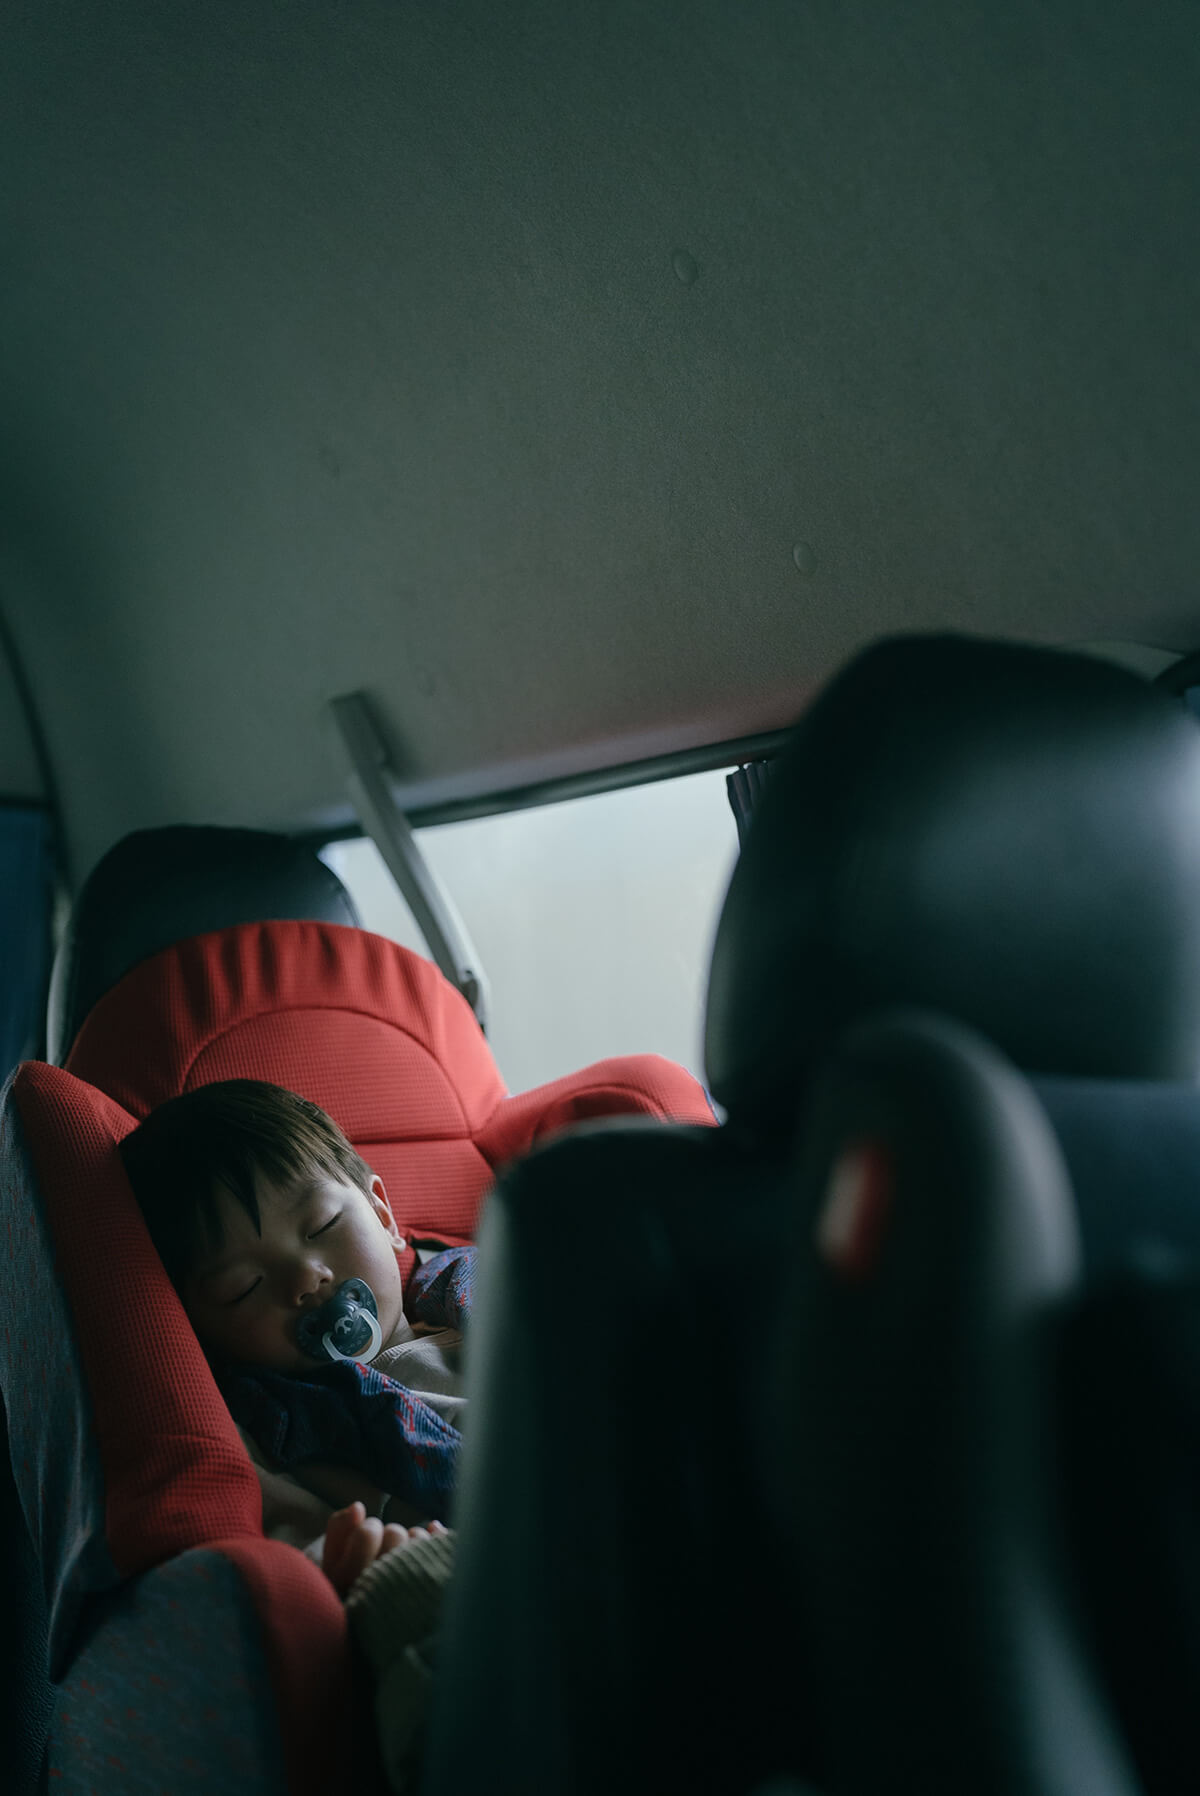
top-left (423, 634), bottom-right (1200, 1796)
top-left (770, 1011), bottom-right (1200, 1796)
top-left (45, 824), bottom-right (362, 1067)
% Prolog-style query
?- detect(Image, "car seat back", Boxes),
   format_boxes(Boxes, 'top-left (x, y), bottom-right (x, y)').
top-left (1035, 1075), bottom-right (1200, 1793)
top-left (427, 634), bottom-right (1200, 1796)
top-left (770, 1008), bottom-right (1143, 1796)
top-left (705, 632), bottom-right (1200, 1124)
top-left (761, 1023), bottom-right (1200, 1795)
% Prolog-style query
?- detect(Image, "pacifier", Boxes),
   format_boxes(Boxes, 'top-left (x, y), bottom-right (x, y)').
top-left (295, 1277), bottom-right (384, 1364)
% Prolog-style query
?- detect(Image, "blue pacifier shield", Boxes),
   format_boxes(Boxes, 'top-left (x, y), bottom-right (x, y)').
top-left (296, 1277), bottom-right (384, 1364)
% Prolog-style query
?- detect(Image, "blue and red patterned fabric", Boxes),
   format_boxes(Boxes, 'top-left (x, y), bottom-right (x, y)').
top-left (219, 1246), bottom-right (475, 1521)
top-left (407, 1243), bottom-right (475, 1334)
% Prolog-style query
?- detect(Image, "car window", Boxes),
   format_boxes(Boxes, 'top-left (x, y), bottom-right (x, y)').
top-left (322, 768), bottom-right (738, 1094)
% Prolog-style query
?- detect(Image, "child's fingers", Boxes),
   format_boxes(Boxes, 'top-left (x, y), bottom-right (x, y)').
top-left (324, 1506), bottom-right (452, 1595)
top-left (322, 1502), bottom-right (366, 1579)
top-left (324, 1501), bottom-right (366, 1555)
top-left (343, 1515), bottom-right (384, 1581)
top-left (325, 1512), bottom-right (384, 1595)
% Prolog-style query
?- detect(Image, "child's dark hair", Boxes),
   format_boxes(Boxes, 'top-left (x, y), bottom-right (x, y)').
top-left (119, 1079), bottom-right (374, 1289)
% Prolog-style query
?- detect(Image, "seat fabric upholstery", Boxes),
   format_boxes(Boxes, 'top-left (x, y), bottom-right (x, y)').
top-left (7, 903), bottom-right (712, 1793)
top-left (65, 918), bottom-right (714, 1282)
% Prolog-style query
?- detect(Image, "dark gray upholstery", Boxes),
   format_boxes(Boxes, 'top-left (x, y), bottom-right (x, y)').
top-left (47, 825), bottom-right (360, 1065)
top-left (0, 1391), bottom-right (54, 1796)
top-left (771, 1012), bottom-right (1141, 1796)
top-left (425, 1121), bottom-right (801, 1796)
top-left (706, 635), bottom-right (1200, 1124)
top-left (427, 634), bottom-right (1200, 1795)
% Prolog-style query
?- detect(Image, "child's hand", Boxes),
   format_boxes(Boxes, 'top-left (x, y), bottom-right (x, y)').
top-left (321, 1500), bottom-right (447, 1597)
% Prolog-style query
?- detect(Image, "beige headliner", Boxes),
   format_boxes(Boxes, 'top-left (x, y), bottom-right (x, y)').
top-left (1, 1), bottom-right (1197, 883)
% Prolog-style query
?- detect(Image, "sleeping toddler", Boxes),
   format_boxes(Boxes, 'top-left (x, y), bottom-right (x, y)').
top-left (120, 1076), bottom-right (469, 1791)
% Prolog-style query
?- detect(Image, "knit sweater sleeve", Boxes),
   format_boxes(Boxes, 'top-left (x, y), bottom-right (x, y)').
top-left (405, 1245), bottom-right (475, 1333)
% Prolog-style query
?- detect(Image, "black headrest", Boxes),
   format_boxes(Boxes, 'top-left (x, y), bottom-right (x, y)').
top-left (705, 634), bottom-right (1200, 1127)
top-left (46, 825), bottom-right (361, 1065)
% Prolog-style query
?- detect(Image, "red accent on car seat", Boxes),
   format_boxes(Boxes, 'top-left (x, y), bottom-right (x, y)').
top-left (13, 1060), bottom-right (355, 1795)
top-left (210, 1536), bottom-right (356, 1793)
top-left (13, 1063), bottom-right (260, 1569)
top-left (23, 923), bottom-right (711, 1794)
top-left (815, 1140), bottom-right (894, 1280)
top-left (474, 1060), bottom-right (712, 1158)
top-left (66, 921), bottom-right (716, 1278)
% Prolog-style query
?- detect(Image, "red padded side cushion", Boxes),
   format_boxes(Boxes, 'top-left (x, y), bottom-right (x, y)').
top-left (15, 1062), bottom-right (358, 1796)
top-left (212, 1536), bottom-right (357, 1794)
top-left (477, 1054), bottom-right (717, 1171)
top-left (62, 920), bottom-right (717, 1258)
top-left (13, 1062), bottom-right (261, 1575)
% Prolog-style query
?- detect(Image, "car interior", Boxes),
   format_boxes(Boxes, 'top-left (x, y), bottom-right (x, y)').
top-left (2, 4), bottom-right (1198, 1793)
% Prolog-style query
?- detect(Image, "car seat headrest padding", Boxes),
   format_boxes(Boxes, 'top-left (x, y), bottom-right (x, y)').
top-left (48, 824), bottom-right (360, 1065)
top-left (65, 920), bottom-right (717, 1265)
top-left (705, 634), bottom-right (1200, 1122)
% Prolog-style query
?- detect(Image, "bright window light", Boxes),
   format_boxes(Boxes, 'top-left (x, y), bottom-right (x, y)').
top-left (322, 768), bottom-right (738, 1095)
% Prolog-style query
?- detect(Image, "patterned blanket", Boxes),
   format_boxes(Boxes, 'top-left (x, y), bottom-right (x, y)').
top-left (220, 1245), bottom-right (474, 1522)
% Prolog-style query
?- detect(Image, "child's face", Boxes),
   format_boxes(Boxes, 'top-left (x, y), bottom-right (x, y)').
top-left (181, 1166), bottom-right (407, 1373)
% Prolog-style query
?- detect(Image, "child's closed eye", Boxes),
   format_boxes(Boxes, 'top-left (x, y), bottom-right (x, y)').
top-left (308, 1213), bottom-right (342, 1238)
top-left (229, 1275), bottom-right (263, 1305)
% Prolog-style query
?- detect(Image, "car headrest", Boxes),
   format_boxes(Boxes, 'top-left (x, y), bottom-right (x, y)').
top-left (47, 825), bottom-right (361, 1066)
top-left (704, 633), bottom-right (1200, 1127)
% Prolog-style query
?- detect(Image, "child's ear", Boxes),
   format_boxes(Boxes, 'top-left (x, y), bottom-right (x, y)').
top-left (368, 1175), bottom-right (406, 1250)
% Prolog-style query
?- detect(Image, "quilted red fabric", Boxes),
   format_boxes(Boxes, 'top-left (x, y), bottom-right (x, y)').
top-left (12, 1060), bottom-right (355, 1795)
top-left (22, 920), bottom-right (713, 1794)
top-left (66, 921), bottom-right (716, 1278)
top-left (13, 1062), bottom-right (260, 1571)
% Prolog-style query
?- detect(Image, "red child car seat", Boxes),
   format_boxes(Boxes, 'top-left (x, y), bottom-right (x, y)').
top-left (64, 915), bottom-right (714, 1280)
top-left (2, 825), bottom-right (715, 1795)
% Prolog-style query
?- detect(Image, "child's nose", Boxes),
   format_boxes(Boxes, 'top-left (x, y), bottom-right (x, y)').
top-left (291, 1261), bottom-right (333, 1306)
